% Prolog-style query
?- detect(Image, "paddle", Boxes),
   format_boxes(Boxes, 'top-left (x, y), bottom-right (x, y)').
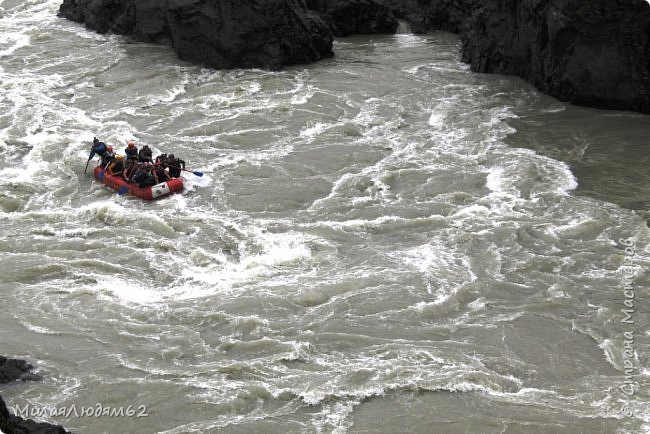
top-left (183, 168), bottom-right (204, 177)
top-left (84, 158), bottom-right (90, 174)
top-left (118, 186), bottom-right (129, 195)
top-left (166, 165), bottom-right (203, 177)
top-left (156, 162), bottom-right (203, 177)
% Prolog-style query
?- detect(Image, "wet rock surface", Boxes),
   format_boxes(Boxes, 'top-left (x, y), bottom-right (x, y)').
top-left (305, 0), bottom-right (398, 36)
top-left (461, 0), bottom-right (650, 113)
top-left (58, 0), bottom-right (334, 70)
top-left (0, 356), bottom-right (70, 434)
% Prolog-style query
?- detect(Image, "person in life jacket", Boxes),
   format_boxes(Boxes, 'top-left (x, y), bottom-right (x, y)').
top-left (166, 154), bottom-right (185, 178)
top-left (88, 137), bottom-right (108, 161)
top-left (101, 145), bottom-right (115, 168)
top-left (153, 163), bottom-right (171, 184)
top-left (107, 155), bottom-right (125, 176)
top-left (123, 159), bottom-right (137, 182)
top-left (131, 163), bottom-right (156, 188)
top-left (138, 145), bottom-right (153, 163)
top-left (155, 153), bottom-right (167, 165)
top-left (124, 142), bottom-right (139, 161)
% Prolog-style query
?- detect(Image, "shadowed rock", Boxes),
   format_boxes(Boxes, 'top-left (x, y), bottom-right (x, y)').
top-left (57, 0), bottom-right (650, 113)
top-left (380, 0), bottom-right (478, 34)
top-left (305, 0), bottom-right (398, 36)
top-left (0, 356), bottom-right (70, 433)
top-left (461, 0), bottom-right (650, 113)
top-left (58, 0), bottom-right (334, 70)
top-left (0, 356), bottom-right (42, 384)
top-left (1, 396), bottom-right (70, 434)
top-left (379, 0), bottom-right (650, 114)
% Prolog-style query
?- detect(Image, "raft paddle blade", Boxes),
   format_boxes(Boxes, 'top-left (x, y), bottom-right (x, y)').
top-left (117, 186), bottom-right (129, 195)
top-left (179, 167), bottom-right (204, 177)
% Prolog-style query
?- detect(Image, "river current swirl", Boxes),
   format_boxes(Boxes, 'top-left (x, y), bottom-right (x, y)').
top-left (0, 1), bottom-right (649, 433)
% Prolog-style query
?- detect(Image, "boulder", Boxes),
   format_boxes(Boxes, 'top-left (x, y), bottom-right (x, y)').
top-left (168, 0), bottom-right (333, 69)
top-left (0, 356), bottom-right (41, 384)
top-left (460, 0), bottom-right (650, 113)
top-left (58, 0), bottom-right (334, 70)
top-left (58, 0), bottom-right (135, 35)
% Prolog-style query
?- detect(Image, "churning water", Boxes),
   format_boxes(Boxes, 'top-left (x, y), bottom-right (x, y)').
top-left (0, 1), bottom-right (649, 433)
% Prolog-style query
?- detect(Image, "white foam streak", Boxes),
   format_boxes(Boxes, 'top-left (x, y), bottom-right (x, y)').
top-left (3, 11), bottom-right (648, 433)
top-left (400, 243), bottom-right (476, 301)
top-left (0, 31), bottom-right (29, 57)
top-left (180, 231), bottom-right (312, 296)
top-left (97, 277), bottom-right (163, 305)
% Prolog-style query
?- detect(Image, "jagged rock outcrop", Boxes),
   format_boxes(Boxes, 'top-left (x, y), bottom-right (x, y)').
top-left (305, 0), bottom-right (398, 36)
top-left (58, 0), bottom-right (334, 70)
top-left (1, 356), bottom-right (70, 434)
top-left (461, 0), bottom-right (650, 114)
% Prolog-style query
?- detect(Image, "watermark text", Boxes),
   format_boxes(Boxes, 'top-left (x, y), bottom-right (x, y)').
top-left (10, 403), bottom-right (149, 419)
top-left (617, 237), bottom-right (640, 418)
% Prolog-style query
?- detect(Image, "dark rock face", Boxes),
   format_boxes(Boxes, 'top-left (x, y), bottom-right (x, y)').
top-left (381, 0), bottom-right (478, 34)
top-left (169, 0), bottom-right (333, 69)
top-left (56, 0), bottom-right (650, 112)
top-left (305, 0), bottom-right (398, 36)
top-left (58, 0), bottom-right (135, 35)
top-left (378, 0), bottom-right (650, 113)
top-left (0, 357), bottom-right (70, 433)
top-left (58, 0), bottom-right (334, 70)
top-left (461, 0), bottom-right (650, 114)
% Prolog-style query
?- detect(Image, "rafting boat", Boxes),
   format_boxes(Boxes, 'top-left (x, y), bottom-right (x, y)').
top-left (93, 166), bottom-right (184, 200)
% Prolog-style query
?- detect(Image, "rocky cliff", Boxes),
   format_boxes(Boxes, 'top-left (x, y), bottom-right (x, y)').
top-left (58, 0), bottom-right (334, 70)
top-left (379, 0), bottom-right (650, 114)
top-left (57, 0), bottom-right (650, 113)
top-left (460, 0), bottom-right (650, 113)
top-left (305, 0), bottom-right (398, 36)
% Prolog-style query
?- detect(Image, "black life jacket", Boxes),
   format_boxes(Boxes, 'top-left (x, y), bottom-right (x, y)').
top-left (101, 150), bottom-right (115, 167)
top-left (125, 146), bottom-right (138, 160)
top-left (139, 146), bottom-right (153, 162)
top-left (168, 157), bottom-right (185, 177)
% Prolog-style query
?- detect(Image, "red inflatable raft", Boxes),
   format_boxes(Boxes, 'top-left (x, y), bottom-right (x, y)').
top-left (93, 166), bottom-right (184, 200)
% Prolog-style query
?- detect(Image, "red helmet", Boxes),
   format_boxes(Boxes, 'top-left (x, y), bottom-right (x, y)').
top-left (127, 142), bottom-right (135, 148)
